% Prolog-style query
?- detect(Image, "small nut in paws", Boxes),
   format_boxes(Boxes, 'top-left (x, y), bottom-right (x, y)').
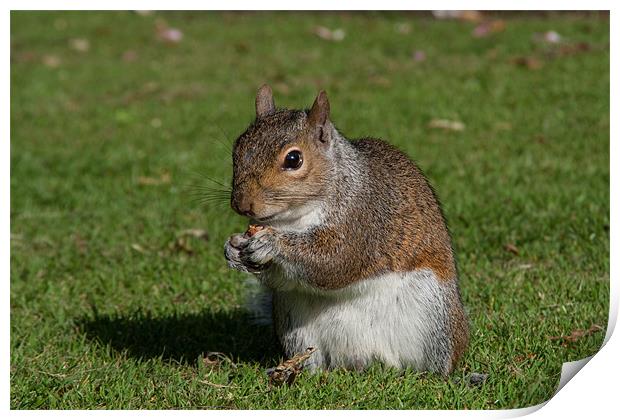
top-left (245, 224), bottom-right (265, 238)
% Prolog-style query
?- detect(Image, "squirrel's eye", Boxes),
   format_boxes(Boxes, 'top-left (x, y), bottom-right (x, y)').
top-left (283, 150), bottom-right (303, 170)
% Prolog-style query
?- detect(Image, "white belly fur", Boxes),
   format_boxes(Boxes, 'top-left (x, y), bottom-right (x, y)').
top-left (258, 269), bottom-right (454, 373)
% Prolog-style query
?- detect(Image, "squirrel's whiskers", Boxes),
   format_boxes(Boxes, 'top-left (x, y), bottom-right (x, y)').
top-left (184, 170), bottom-right (232, 209)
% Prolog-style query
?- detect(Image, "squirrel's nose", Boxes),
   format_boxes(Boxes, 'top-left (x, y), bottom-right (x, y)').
top-left (231, 196), bottom-right (256, 217)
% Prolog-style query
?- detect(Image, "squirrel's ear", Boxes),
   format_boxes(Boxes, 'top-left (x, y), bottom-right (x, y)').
top-left (255, 84), bottom-right (275, 119)
top-left (308, 90), bottom-right (331, 145)
top-left (308, 90), bottom-right (330, 128)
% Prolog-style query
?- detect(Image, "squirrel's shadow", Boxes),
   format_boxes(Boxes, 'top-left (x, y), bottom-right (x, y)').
top-left (78, 309), bottom-right (280, 367)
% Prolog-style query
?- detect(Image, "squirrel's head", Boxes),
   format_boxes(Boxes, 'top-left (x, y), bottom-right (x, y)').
top-left (231, 85), bottom-right (334, 225)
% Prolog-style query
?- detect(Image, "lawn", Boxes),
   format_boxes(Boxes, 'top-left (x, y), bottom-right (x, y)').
top-left (10, 11), bottom-right (609, 409)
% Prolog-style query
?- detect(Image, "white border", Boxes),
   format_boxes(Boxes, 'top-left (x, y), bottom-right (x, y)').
top-left (4, 2), bottom-right (616, 419)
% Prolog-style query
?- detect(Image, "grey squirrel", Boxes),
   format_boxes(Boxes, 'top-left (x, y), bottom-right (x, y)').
top-left (224, 85), bottom-right (469, 374)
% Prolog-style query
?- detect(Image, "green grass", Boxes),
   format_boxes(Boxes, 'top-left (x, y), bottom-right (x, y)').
top-left (10, 11), bottom-right (609, 409)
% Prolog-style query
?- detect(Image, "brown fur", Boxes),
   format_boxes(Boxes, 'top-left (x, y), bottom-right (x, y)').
top-left (274, 138), bottom-right (457, 289)
top-left (448, 289), bottom-right (470, 372)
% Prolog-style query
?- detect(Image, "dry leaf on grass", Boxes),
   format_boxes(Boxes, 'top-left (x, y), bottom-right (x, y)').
top-left (167, 228), bottom-right (209, 255)
top-left (266, 347), bottom-right (316, 387)
top-left (158, 28), bottom-right (183, 43)
top-left (514, 353), bottom-right (538, 363)
top-left (432, 10), bottom-right (482, 22)
top-left (137, 172), bottom-right (171, 186)
top-left (511, 56), bottom-right (543, 70)
top-left (533, 30), bottom-right (562, 44)
top-left (155, 19), bottom-right (183, 44)
top-left (69, 38), bottom-right (90, 52)
top-left (42, 55), bottom-right (61, 68)
top-left (472, 20), bottom-right (506, 38)
top-left (428, 119), bottom-right (465, 132)
top-left (201, 351), bottom-right (236, 369)
top-left (504, 243), bottom-right (519, 255)
top-left (131, 243), bottom-right (148, 254)
top-left (168, 236), bottom-right (193, 254)
top-left (313, 26), bottom-right (346, 42)
top-left (178, 228), bottom-right (209, 240)
top-left (549, 324), bottom-right (603, 346)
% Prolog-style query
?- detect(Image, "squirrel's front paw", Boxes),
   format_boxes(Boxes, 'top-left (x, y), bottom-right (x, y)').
top-left (239, 228), bottom-right (277, 272)
top-left (224, 233), bottom-right (250, 273)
